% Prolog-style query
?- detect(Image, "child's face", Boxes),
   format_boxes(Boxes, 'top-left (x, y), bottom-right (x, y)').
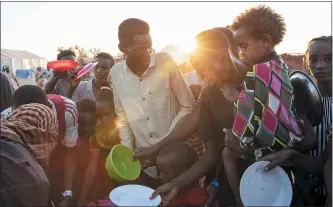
top-left (78, 112), bottom-right (96, 137)
top-left (233, 27), bottom-right (270, 66)
top-left (156, 156), bottom-right (184, 184)
top-left (96, 100), bottom-right (115, 124)
top-left (308, 40), bottom-right (332, 84)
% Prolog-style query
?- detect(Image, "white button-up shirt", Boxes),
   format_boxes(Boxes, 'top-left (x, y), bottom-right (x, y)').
top-left (111, 53), bottom-right (197, 177)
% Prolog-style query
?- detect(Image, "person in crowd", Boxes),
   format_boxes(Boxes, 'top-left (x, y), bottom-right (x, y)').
top-left (156, 141), bottom-right (208, 206)
top-left (3, 65), bottom-right (19, 90)
top-left (259, 126), bottom-right (332, 207)
top-left (44, 49), bottom-right (77, 97)
top-left (0, 85), bottom-right (78, 206)
top-left (148, 27), bottom-right (240, 206)
top-left (0, 103), bottom-right (58, 206)
top-left (35, 67), bottom-right (45, 88)
top-left (222, 5), bottom-right (317, 206)
top-left (76, 87), bottom-right (120, 206)
top-left (69, 52), bottom-right (115, 102)
top-left (293, 35), bottom-right (332, 206)
top-left (111, 18), bottom-right (202, 192)
top-left (0, 73), bottom-right (13, 113)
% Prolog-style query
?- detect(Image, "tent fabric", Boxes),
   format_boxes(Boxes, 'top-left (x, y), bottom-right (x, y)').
top-left (1, 49), bottom-right (47, 71)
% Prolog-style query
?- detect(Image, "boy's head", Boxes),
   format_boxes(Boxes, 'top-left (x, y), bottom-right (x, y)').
top-left (230, 5), bottom-right (286, 66)
top-left (156, 142), bottom-right (197, 184)
top-left (94, 52), bottom-right (115, 85)
top-left (12, 85), bottom-right (49, 110)
top-left (55, 49), bottom-right (77, 78)
top-left (95, 87), bottom-right (116, 124)
top-left (76, 99), bottom-right (97, 137)
top-left (118, 18), bottom-right (152, 70)
top-left (305, 36), bottom-right (332, 86)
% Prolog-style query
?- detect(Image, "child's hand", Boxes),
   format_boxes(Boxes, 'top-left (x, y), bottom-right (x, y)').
top-left (223, 128), bottom-right (244, 154)
top-left (204, 183), bottom-right (219, 207)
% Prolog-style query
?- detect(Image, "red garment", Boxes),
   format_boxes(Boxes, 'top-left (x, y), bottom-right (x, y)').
top-left (169, 186), bottom-right (208, 206)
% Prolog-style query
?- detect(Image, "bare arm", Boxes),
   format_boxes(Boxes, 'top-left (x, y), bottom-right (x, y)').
top-left (290, 150), bottom-right (325, 175)
top-left (78, 150), bottom-right (99, 206)
top-left (290, 114), bottom-right (317, 153)
top-left (112, 84), bottom-right (135, 149)
top-left (44, 76), bottom-right (59, 94)
top-left (154, 54), bottom-right (198, 149)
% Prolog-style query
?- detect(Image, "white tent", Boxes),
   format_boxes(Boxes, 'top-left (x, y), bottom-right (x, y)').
top-left (1, 49), bottom-right (47, 71)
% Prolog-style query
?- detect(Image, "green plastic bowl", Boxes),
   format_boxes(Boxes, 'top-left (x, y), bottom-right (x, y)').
top-left (105, 144), bottom-right (141, 182)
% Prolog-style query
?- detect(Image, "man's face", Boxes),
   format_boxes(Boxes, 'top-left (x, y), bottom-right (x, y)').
top-left (94, 58), bottom-right (114, 83)
top-left (233, 27), bottom-right (267, 66)
top-left (308, 40), bottom-right (332, 84)
top-left (124, 34), bottom-right (153, 69)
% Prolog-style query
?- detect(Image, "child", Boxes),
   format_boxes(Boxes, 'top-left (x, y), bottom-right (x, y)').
top-left (156, 141), bottom-right (208, 206)
top-left (222, 5), bottom-right (313, 206)
top-left (76, 87), bottom-right (120, 206)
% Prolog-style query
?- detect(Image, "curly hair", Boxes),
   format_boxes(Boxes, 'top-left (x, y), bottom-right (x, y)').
top-left (305, 36), bottom-right (332, 68)
top-left (95, 52), bottom-right (115, 65)
top-left (57, 49), bottom-right (76, 60)
top-left (230, 5), bottom-right (286, 45)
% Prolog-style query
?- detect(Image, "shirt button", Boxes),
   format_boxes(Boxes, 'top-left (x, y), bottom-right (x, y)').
top-left (149, 92), bottom-right (151, 94)
top-left (143, 98), bottom-right (145, 101)
top-left (140, 79), bottom-right (142, 81)
top-left (146, 118), bottom-right (149, 121)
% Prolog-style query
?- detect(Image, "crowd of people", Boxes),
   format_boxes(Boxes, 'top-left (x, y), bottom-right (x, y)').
top-left (0, 5), bottom-right (332, 207)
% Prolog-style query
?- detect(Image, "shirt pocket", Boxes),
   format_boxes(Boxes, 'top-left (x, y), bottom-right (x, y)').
top-left (149, 88), bottom-right (170, 113)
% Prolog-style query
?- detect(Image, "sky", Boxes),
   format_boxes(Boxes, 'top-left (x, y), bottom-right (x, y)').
top-left (1, 1), bottom-right (332, 60)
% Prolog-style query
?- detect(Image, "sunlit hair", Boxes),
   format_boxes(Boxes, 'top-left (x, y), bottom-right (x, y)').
top-left (304, 36), bottom-right (332, 68)
top-left (95, 52), bottom-right (115, 66)
top-left (230, 5), bottom-right (286, 45)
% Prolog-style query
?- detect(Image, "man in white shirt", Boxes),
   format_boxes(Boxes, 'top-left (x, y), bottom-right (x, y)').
top-left (111, 18), bottom-right (200, 186)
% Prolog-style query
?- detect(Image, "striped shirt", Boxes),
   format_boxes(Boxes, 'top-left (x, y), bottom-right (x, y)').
top-left (308, 96), bottom-right (332, 196)
top-left (308, 97), bottom-right (332, 156)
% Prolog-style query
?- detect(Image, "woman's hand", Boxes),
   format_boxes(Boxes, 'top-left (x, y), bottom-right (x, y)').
top-left (68, 71), bottom-right (81, 89)
top-left (150, 182), bottom-right (180, 206)
top-left (223, 128), bottom-right (246, 155)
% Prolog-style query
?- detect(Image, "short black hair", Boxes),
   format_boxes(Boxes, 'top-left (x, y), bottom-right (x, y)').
top-left (230, 5), bottom-right (286, 45)
top-left (76, 99), bottom-right (96, 114)
top-left (118, 18), bottom-right (150, 47)
top-left (96, 87), bottom-right (114, 103)
top-left (305, 36), bottom-right (332, 67)
top-left (12, 85), bottom-right (48, 108)
top-left (57, 49), bottom-right (76, 60)
top-left (95, 52), bottom-right (115, 66)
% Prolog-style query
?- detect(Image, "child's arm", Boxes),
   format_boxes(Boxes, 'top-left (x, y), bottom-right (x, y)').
top-left (290, 114), bottom-right (317, 153)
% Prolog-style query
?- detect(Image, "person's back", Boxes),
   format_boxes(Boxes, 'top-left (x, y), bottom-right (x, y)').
top-left (1, 139), bottom-right (50, 206)
top-left (0, 73), bottom-right (13, 112)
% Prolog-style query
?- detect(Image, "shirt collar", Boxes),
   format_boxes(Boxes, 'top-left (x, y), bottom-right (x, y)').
top-left (124, 53), bottom-right (156, 75)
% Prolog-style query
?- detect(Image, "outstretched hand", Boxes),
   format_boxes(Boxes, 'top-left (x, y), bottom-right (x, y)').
top-left (68, 70), bottom-right (81, 89)
top-left (133, 145), bottom-right (160, 168)
top-left (150, 182), bottom-right (180, 206)
top-left (258, 149), bottom-right (295, 171)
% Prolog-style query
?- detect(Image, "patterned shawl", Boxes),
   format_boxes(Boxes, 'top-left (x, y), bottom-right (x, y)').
top-left (0, 103), bottom-right (58, 169)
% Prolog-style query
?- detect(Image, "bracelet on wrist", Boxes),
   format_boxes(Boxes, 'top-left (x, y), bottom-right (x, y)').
top-left (210, 181), bottom-right (220, 188)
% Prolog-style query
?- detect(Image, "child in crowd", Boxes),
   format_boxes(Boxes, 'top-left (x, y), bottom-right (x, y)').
top-left (222, 5), bottom-right (316, 206)
top-left (75, 87), bottom-right (120, 206)
top-left (156, 141), bottom-right (208, 206)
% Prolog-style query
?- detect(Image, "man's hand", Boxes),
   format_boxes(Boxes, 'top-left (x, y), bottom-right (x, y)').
top-left (150, 182), bottom-right (180, 206)
top-left (68, 71), bottom-right (81, 89)
top-left (258, 149), bottom-right (295, 171)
